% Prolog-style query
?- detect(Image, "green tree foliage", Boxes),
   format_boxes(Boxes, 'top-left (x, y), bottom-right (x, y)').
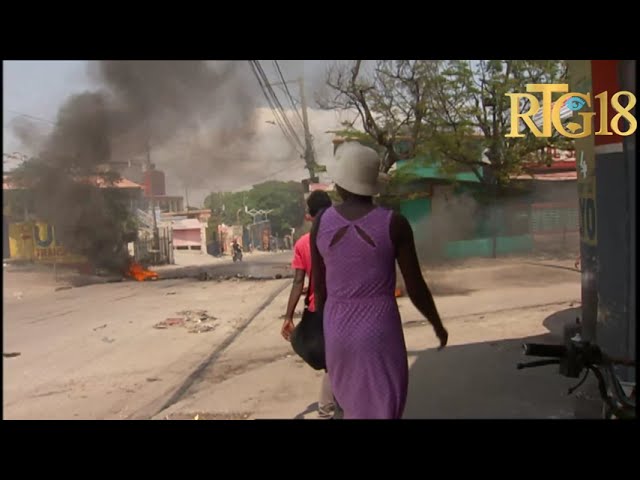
top-left (205, 181), bottom-right (305, 237)
top-left (419, 60), bottom-right (570, 187)
top-left (321, 60), bottom-right (570, 188)
top-left (320, 60), bottom-right (432, 172)
top-left (204, 191), bottom-right (249, 227)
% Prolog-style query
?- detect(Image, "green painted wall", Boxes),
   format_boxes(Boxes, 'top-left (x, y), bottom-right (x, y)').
top-left (445, 235), bottom-right (533, 259)
top-left (400, 197), bottom-right (431, 246)
top-left (400, 197), bottom-right (431, 226)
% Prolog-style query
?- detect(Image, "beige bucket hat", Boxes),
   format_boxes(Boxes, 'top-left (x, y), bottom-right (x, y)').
top-left (329, 142), bottom-right (388, 196)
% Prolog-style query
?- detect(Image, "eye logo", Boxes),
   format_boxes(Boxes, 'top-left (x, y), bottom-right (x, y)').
top-left (566, 96), bottom-right (586, 111)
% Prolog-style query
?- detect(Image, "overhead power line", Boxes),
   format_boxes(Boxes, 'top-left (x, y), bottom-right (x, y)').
top-left (6, 109), bottom-right (56, 126)
top-left (273, 60), bottom-right (305, 127)
top-left (256, 62), bottom-right (303, 147)
top-left (254, 61), bottom-right (303, 149)
top-left (248, 60), bottom-right (305, 154)
top-left (249, 61), bottom-right (299, 152)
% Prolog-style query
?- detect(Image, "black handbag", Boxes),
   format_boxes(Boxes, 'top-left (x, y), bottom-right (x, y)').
top-left (290, 285), bottom-right (326, 371)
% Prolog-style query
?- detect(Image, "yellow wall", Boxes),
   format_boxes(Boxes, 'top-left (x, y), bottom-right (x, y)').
top-left (8, 221), bottom-right (87, 264)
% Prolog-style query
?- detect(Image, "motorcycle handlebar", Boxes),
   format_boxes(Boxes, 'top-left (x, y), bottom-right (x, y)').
top-left (517, 359), bottom-right (561, 370)
top-left (522, 343), bottom-right (567, 358)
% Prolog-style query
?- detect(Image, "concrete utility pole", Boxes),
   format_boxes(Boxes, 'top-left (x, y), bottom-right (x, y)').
top-left (145, 139), bottom-right (160, 252)
top-left (567, 59), bottom-right (636, 417)
top-left (298, 77), bottom-right (316, 181)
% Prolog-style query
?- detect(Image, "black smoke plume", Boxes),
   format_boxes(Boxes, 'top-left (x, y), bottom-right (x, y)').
top-left (11, 61), bottom-right (260, 271)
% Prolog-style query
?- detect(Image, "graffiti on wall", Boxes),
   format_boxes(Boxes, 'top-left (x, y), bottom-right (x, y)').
top-left (8, 221), bottom-right (87, 264)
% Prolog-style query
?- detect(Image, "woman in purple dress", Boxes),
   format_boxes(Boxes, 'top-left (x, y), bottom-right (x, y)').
top-left (311, 142), bottom-right (448, 419)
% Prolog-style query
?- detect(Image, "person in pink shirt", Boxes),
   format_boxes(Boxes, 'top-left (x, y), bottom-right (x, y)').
top-left (281, 190), bottom-right (335, 418)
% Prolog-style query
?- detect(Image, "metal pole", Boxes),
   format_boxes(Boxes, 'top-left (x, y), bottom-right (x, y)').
top-left (298, 77), bottom-right (315, 180)
top-left (491, 203), bottom-right (497, 259)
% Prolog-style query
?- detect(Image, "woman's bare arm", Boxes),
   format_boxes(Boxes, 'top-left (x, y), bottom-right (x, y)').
top-left (391, 212), bottom-right (447, 347)
top-left (310, 212), bottom-right (327, 312)
top-left (284, 269), bottom-right (306, 321)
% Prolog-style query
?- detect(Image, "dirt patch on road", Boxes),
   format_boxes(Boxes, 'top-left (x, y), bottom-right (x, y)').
top-left (196, 351), bottom-right (290, 387)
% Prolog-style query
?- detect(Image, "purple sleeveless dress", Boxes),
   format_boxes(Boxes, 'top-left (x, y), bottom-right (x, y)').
top-left (316, 206), bottom-right (408, 419)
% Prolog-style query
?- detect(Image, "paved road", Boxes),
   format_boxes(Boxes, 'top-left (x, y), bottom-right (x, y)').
top-left (3, 265), bottom-right (290, 420)
top-left (155, 251), bottom-right (293, 280)
top-left (3, 255), bottom-right (582, 419)
top-left (155, 260), bottom-right (582, 420)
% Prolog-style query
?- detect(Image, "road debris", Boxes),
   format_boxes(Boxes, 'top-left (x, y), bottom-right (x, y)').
top-left (3, 352), bottom-right (21, 358)
top-left (154, 318), bottom-right (186, 329)
top-left (165, 291), bottom-right (177, 295)
top-left (154, 310), bottom-right (218, 333)
top-left (55, 286), bottom-right (72, 292)
top-left (194, 414), bottom-right (200, 420)
top-left (146, 377), bottom-right (161, 382)
top-left (93, 324), bottom-right (107, 331)
top-left (178, 310), bottom-right (217, 322)
top-left (189, 324), bottom-right (216, 334)
top-left (101, 337), bottom-right (116, 344)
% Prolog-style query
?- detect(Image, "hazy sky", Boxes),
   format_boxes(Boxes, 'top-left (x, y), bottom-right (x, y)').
top-left (2, 60), bottom-right (330, 153)
top-left (2, 60), bottom-right (351, 205)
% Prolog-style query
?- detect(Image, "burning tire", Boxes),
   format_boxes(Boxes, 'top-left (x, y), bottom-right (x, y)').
top-left (125, 260), bottom-right (159, 281)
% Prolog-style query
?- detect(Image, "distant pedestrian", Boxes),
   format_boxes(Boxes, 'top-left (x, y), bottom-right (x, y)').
top-left (282, 190), bottom-right (336, 419)
top-left (311, 142), bottom-right (447, 419)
